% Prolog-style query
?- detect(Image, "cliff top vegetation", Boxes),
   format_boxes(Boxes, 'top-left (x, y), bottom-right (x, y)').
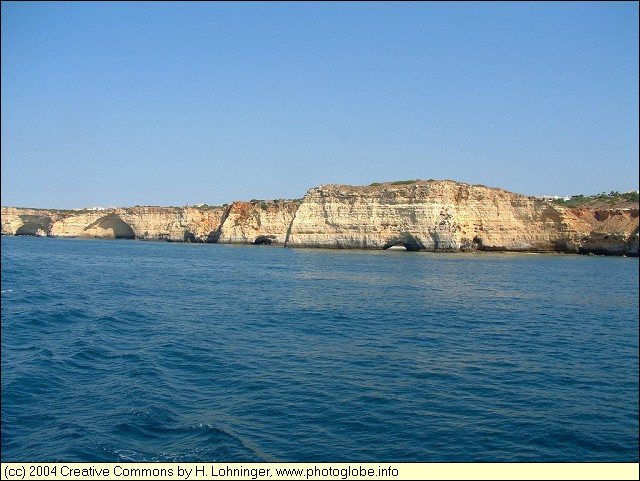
top-left (552, 191), bottom-right (639, 209)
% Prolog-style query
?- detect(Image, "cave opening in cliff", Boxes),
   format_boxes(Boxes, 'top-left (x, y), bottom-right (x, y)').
top-left (15, 223), bottom-right (47, 236)
top-left (83, 215), bottom-right (135, 239)
top-left (254, 235), bottom-right (275, 245)
top-left (383, 233), bottom-right (424, 251)
top-left (384, 243), bottom-right (407, 251)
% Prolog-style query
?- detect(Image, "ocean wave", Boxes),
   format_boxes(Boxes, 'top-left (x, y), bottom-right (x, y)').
top-left (109, 416), bottom-right (266, 462)
top-left (2, 236), bottom-right (637, 462)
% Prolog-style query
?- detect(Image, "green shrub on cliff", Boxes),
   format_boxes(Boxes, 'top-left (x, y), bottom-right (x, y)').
top-left (553, 191), bottom-right (638, 207)
top-left (391, 179), bottom-right (420, 185)
top-left (368, 179), bottom-right (421, 187)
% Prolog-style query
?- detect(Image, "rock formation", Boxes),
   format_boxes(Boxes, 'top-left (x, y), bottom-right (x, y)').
top-left (216, 200), bottom-right (301, 245)
top-left (286, 181), bottom-right (638, 255)
top-left (570, 208), bottom-right (639, 256)
top-left (1, 206), bottom-right (226, 243)
top-left (2, 180), bottom-right (638, 256)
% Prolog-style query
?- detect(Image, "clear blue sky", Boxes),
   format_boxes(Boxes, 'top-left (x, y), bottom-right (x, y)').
top-left (2, 1), bottom-right (638, 209)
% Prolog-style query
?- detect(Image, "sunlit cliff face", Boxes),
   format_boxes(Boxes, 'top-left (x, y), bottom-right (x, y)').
top-left (1, 180), bottom-right (638, 256)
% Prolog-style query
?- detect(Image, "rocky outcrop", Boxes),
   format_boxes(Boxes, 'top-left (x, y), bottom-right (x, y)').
top-left (216, 200), bottom-right (301, 245)
top-left (2, 206), bottom-right (226, 243)
top-left (2, 180), bottom-right (638, 256)
top-left (570, 208), bottom-right (639, 256)
top-left (117, 206), bottom-right (226, 242)
top-left (284, 181), bottom-right (638, 256)
top-left (1, 208), bottom-right (67, 237)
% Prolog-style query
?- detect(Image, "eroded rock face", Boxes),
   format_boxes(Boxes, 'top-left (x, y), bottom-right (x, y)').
top-left (216, 201), bottom-right (301, 245)
top-left (570, 208), bottom-right (639, 256)
top-left (284, 181), bottom-right (638, 256)
top-left (2, 206), bottom-right (226, 242)
top-left (118, 206), bottom-right (226, 242)
top-left (2, 180), bottom-right (638, 256)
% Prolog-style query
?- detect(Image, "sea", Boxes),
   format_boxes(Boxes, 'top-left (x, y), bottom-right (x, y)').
top-left (1, 235), bottom-right (638, 463)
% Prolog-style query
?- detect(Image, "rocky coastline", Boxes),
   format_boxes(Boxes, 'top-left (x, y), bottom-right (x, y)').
top-left (2, 180), bottom-right (638, 256)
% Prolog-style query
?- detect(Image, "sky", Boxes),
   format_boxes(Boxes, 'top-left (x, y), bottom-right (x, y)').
top-left (1, 1), bottom-right (638, 209)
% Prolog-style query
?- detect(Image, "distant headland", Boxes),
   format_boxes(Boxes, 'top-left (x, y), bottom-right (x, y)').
top-left (2, 179), bottom-right (638, 256)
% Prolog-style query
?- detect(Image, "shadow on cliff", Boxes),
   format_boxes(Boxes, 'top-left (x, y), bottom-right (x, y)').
top-left (254, 235), bottom-right (276, 245)
top-left (205, 204), bottom-right (234, 243)
top-left (15, 215), bottom-right (53, 236)
top-left (83, 214), bottom-right (135, 239)
top-left (382, 233), bottom-right (425, 251)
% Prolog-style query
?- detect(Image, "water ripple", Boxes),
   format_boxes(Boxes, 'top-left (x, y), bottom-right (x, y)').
top-left (1, 237), bottom-right (638, 462)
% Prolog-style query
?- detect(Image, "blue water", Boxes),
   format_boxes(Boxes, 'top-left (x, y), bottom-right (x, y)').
top-left (1, 236), bottom-right (638, 462)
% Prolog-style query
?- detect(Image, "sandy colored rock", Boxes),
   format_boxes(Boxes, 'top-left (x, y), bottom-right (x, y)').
top-left (2, 206), bottom-right (226, 242)
top-left (216, 201), bottom-right (301, 245)
top-left (2, 180), bottom-right (638, 255)
top-left (285, 180), bottom-right (638, 255)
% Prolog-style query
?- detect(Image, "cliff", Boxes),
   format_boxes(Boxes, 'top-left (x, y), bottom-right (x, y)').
top-left (570, 208), bottom-right (639, 256)
top-left (286, 181), bottom-right (638, 256)
top-left (1, 206), bottom-right (226, 243)
top-left (2, 180), bottom-right (638, 256)
top-left (215, 200), bottom-right (301, 245)
top-left (0, 201), bottom-right (299, 246)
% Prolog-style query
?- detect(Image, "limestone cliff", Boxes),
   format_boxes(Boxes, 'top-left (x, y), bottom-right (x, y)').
top-left (2, 180), bottom-right (638, 256)
top-left (116, 206), bottom-right (226, 242)
top-left (1, 206), bottom-right (226, 243)
top-left (284, 180), bottom-right (638, 255)
top-left (216, 200), bottom-right (301, 245)
top-left (570, 208), bottom-right (639, 256)
top-left (1, 208), bottom-right (67, 237)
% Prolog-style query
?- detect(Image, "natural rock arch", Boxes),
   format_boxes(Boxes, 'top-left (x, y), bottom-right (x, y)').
top-left (254, 235), bottom-right (275, 245)
top-left (15, 222), bottom-right (48, 236)
top-left (83, 214), bottom-right (135, 239)
top-left (382, 233), bottom-right (425, 251)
